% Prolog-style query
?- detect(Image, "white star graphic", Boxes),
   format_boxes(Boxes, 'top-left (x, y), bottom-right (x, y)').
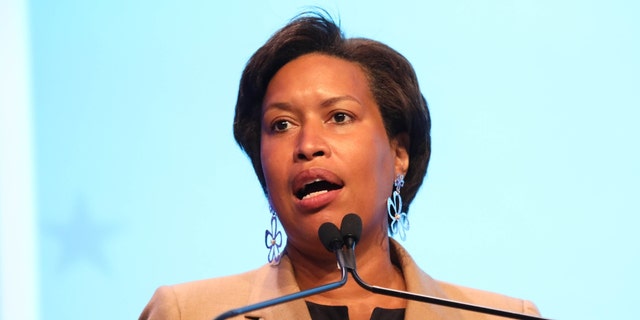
top-left (45, 197), bottom-right (118, 273)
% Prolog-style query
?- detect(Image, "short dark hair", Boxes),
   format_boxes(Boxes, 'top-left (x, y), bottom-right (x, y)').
top-left (233, 12), bottom-right (431, 219)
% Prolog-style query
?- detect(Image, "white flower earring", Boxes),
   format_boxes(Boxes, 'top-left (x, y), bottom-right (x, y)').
top-left (265, 208), bottom-right (283, 264)
top-left (387, 174), bottom-right (410, 240)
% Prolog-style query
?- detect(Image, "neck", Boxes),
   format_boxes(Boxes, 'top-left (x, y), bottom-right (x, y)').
top-left (286, 234), bottom-right (407, 311)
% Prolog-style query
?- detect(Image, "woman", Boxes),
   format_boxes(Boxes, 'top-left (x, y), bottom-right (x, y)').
top-left (140, 13), bottom-right (541, 320)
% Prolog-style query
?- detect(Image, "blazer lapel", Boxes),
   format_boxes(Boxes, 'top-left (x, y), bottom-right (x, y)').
top-left (391, 240), bottom-right (466, 320)
top-left (242, 255), bottom-right (312, 320)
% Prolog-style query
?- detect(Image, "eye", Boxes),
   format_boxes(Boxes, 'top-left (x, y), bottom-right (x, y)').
top-left (271, 119), bottom-right (291, 132)
top-left (330, 112), bottom-right (353, 124)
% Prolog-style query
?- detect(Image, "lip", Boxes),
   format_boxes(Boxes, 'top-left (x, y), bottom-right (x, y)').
top-left (292, 168), bottom-right (344, 212)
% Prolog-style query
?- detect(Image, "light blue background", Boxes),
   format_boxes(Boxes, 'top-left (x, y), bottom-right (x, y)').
top-left (2, 0), bottom-right (639, 319)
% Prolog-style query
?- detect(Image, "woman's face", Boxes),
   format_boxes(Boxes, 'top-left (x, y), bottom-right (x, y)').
top-left (261, 53), bottom-right (408, 257)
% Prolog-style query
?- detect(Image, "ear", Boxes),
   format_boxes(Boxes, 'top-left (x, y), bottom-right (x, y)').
top-left (391, 133), bottom-right (410, 176)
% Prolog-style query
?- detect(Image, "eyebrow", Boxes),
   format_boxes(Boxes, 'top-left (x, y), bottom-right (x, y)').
top-left (320, 95), bottom-right (362, 108)
top-left (263, 95), bottom-right (362, 112)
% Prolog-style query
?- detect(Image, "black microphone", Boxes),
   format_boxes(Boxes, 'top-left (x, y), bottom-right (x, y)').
top-left (340, 213), bottom-right (552, 320)
top-left (319, 222), bottom-right (350, 270)
top-left (340, 213), bottom-right (362, 270)
top-left (212, 222), bottom-right (348, 320)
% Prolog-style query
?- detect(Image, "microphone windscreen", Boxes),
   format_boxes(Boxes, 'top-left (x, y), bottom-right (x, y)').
top-left (340, 213), bottom-right (362, 244)
top-left (318, 222), bottom-right (343, 252)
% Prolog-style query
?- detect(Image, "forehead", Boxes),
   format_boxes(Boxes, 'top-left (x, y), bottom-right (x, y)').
top-left (263, 53), bottom-right (373, 106)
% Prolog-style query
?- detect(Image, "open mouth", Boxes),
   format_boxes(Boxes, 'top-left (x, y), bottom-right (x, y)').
top-left (295, 179), bottom-right (343, 200)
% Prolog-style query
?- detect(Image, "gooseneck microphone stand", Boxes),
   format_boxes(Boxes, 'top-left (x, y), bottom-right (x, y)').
top-left (344, 238), bottom-right (550, 320)
top-left (214, 214), bottom-right (552, 320)
top-left (340, 213), bottom-right (552, 320)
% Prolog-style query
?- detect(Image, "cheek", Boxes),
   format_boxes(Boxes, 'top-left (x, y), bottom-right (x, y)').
top-left (260, 142), bottom-right (276, 183)
top-left (372, 142), bottom-right (397, 199)
top-left (260, 137), bottom-right (289, 193)
top-left (350, 135), bottom-right (395, 198)
top-left (368, 136), bottom-right (395, 176)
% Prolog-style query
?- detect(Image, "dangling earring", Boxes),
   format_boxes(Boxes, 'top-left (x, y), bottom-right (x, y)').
top-left (265, 208), bottom-right (283, 264)
top-left (387, 174), bottom-right (410, 240)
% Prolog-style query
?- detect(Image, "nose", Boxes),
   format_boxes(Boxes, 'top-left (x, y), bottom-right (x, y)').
top-left (295, 123), bottom-right (330, 161)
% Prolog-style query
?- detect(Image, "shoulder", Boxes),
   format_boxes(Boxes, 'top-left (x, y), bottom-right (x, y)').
top-left (436, 280), bottom-right (541, 316)
top-left (390, 240), bottom-right (540, 317)
top-left (139, 265), bottom-right (270, 320)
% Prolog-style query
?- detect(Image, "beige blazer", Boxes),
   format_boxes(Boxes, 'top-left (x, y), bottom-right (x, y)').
top-left (140, 240), bottom-right (540, 319)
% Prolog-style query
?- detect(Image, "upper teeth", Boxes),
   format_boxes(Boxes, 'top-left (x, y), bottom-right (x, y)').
top-left (306, 179), bottom-right (322, 186)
